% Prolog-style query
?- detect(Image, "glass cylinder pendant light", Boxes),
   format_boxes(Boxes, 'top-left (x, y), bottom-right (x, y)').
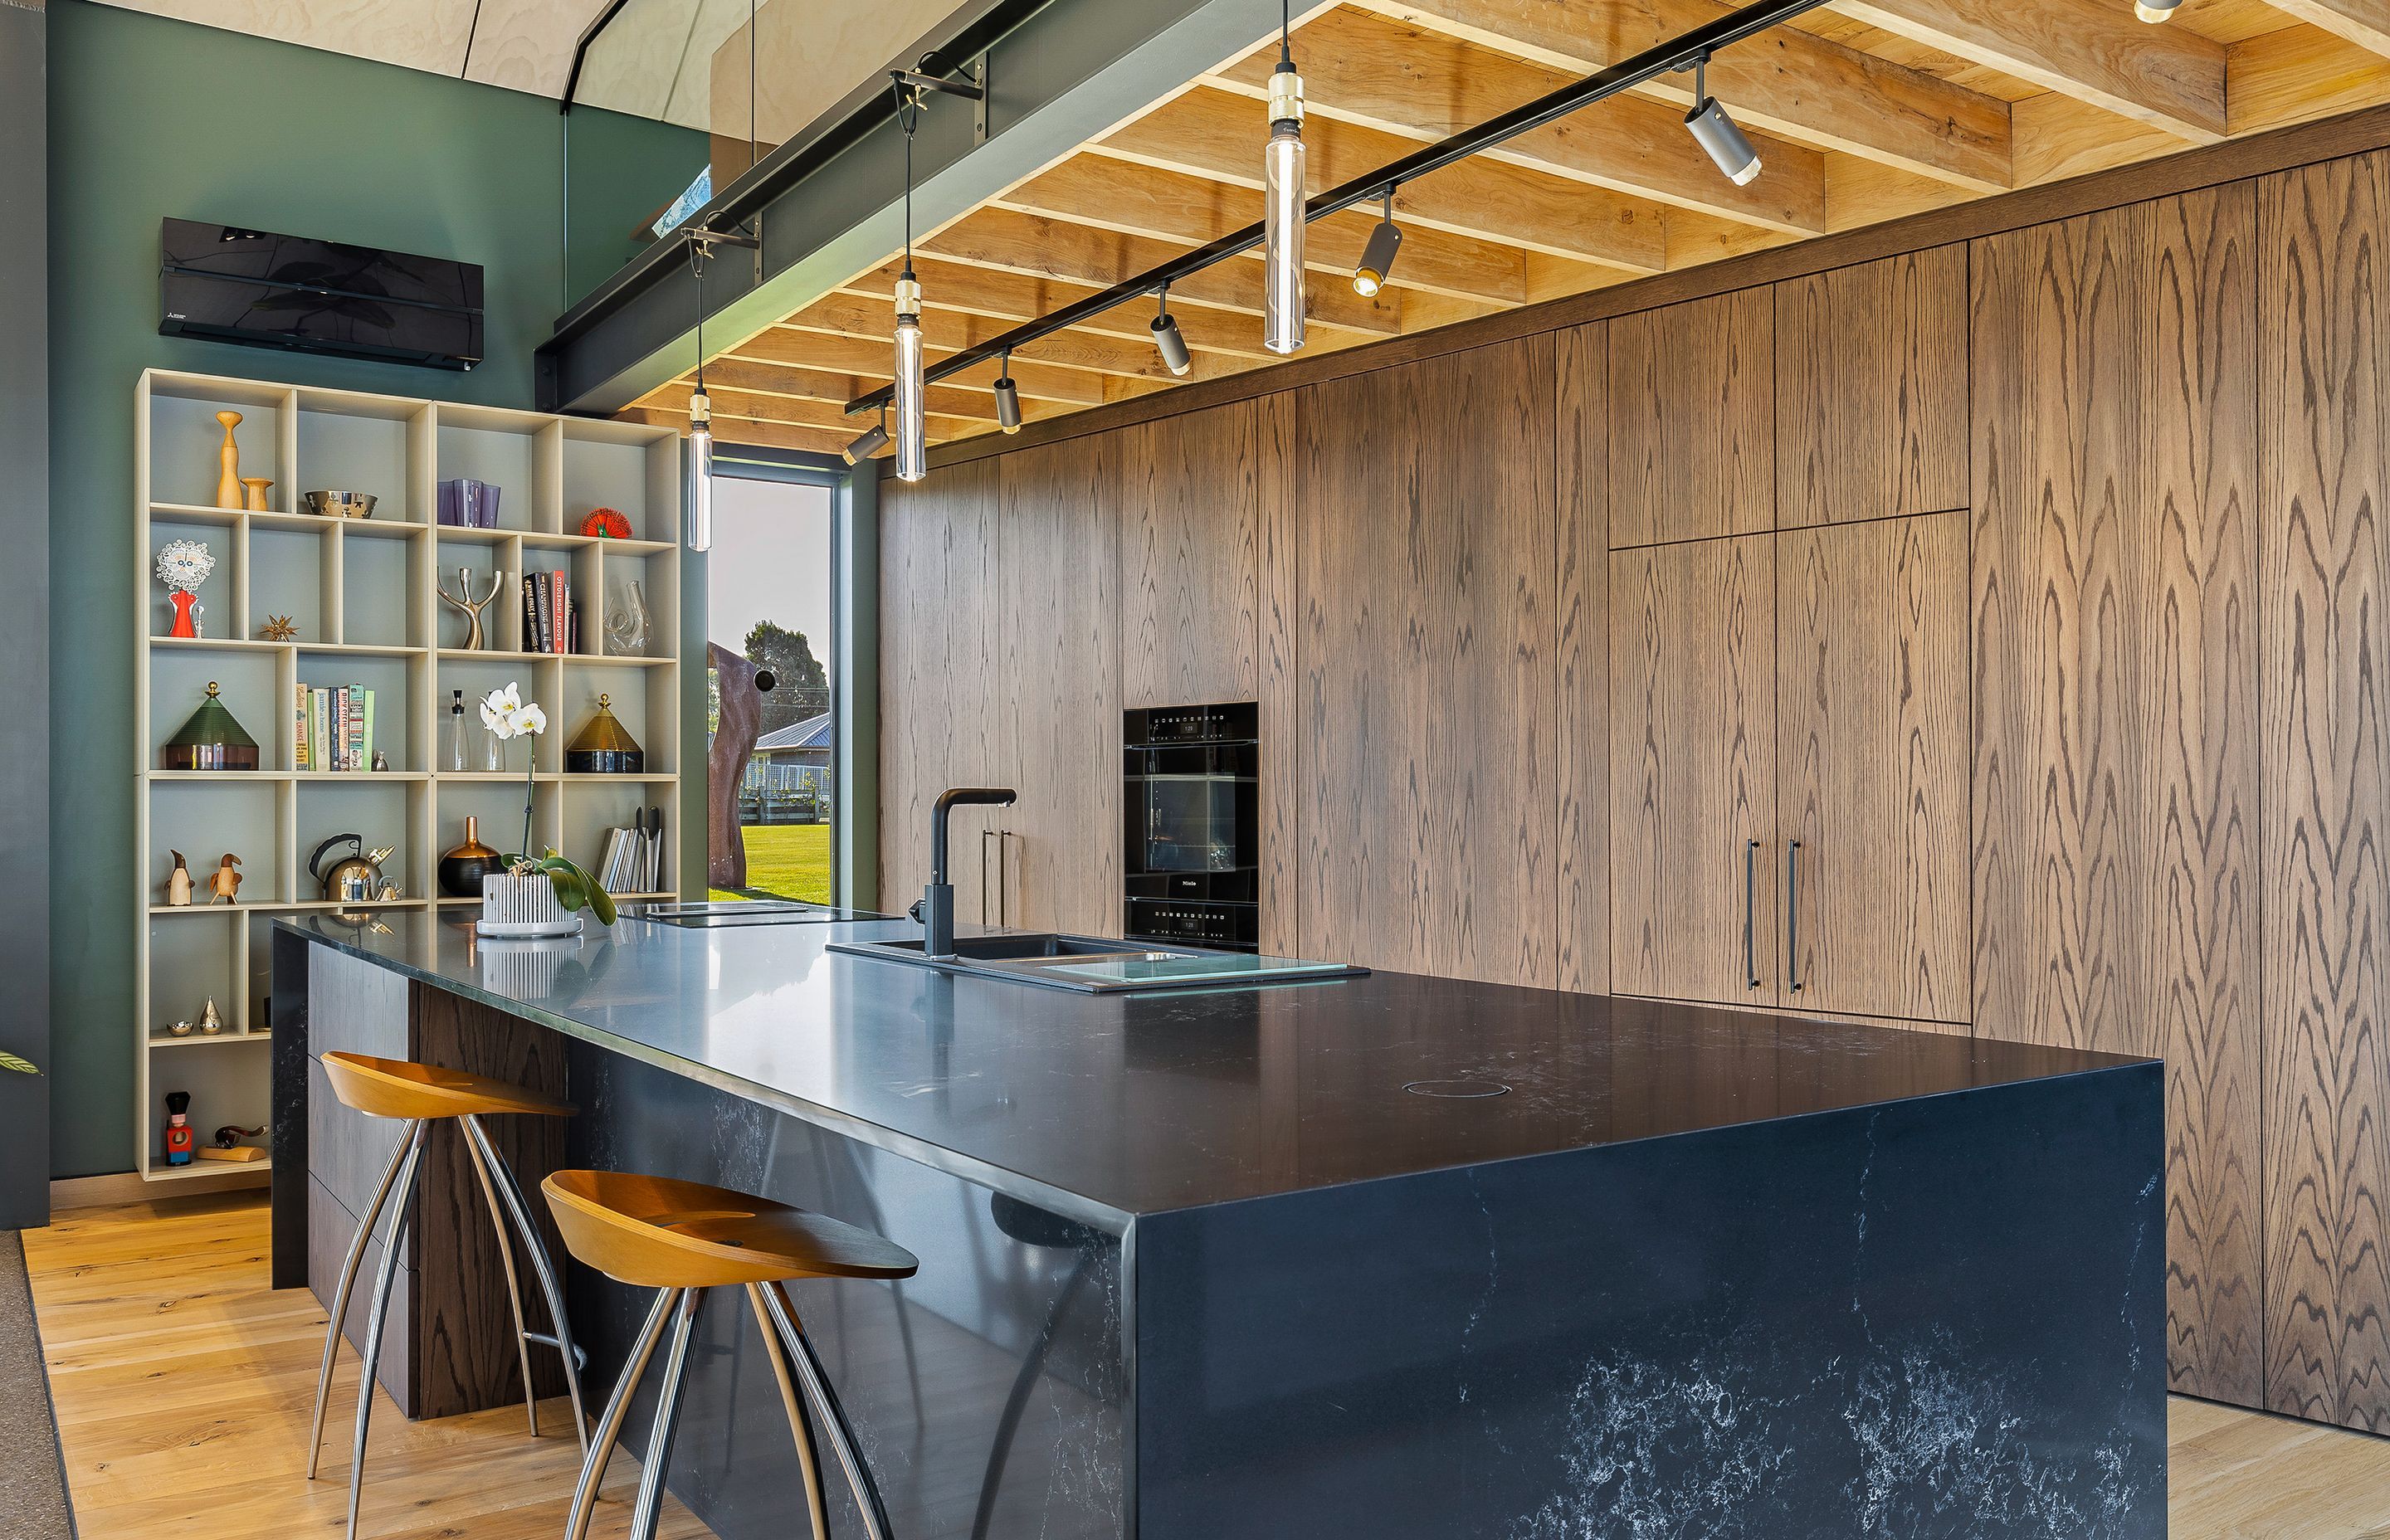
top-left (1262, 4), bottom-right (1306, 356)
top-left (685, 389), bottom-right (714, 552)
top-left (685, 241), bottom-right (714, 553)
top-left (894, 274), bottom-right (926, 480)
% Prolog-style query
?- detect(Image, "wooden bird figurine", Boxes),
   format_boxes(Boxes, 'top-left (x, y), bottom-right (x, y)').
top-left (209, 853), bottom-right (242, 904)
top-left (166, 850), bottom-right (193, 907)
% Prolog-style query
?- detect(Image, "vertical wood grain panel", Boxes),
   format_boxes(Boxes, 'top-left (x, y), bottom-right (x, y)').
top-left (1119, 402), bottom-right (1261, 709)
top-left (1775, 245), bottom-right (1971, 530)
top-left (2149, 184), bottom-right (2264, 1411)
top-left (1557, 323), bottom-right (1611, 996)
top-left (1971, 210), bottom-right (2147, 1057)
top-left (2261, 154), bottom-right (2390, 1432)
top-left (1000, 432), bottom-right (1121, 936)
top-left (878, 460), bottom-right (1002, 918)
top-left (1296, 337), bottom-right (1558, 987)
top-left (1778, 510), bottom-right (1970, 1021)
top-left (1257, 392), bottom-right (1302, 958)
top-left (1975, 191), bottom-right (2262, 1410)
top-left (1607, 533), bottom-right (1778, 1005)
top-left (1607, 290), bottom-right (1774, 548)
top-left (412, 982), bottom-right (571, 1420)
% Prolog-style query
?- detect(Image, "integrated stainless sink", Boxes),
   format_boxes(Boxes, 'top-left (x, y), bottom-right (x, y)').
top-left (827, 932), bottom-right (1368, 993)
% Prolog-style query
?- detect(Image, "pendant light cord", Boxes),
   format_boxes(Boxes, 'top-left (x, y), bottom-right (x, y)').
top-left (687, 238), bottom-right (707, 400)
top-left (1278, 0), bottom-right (1292, 69)
top-left (891, 77), bottom-right (923, 282)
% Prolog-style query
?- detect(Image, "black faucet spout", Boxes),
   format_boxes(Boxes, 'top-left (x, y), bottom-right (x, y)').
top-left (924, 787), bottom-right (1017, 958)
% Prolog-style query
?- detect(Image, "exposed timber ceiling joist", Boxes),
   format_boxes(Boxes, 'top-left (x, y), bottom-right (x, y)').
top-left (553, 0), bottom-right (2390, 460)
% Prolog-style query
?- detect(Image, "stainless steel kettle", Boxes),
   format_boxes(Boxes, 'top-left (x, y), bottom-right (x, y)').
top-left (310, 833), bottom-right (396, 903)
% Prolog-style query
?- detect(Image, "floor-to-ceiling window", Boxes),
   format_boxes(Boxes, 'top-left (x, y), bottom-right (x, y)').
top-left (704, 462), bottom-right (834, 902)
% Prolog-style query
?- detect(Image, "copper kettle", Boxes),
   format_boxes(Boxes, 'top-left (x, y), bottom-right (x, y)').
top-left (310, 833), bottom-right (395, 903)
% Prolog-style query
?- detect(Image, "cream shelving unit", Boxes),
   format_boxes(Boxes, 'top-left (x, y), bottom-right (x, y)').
top-left (134, 369), bottom-right (685, 1181)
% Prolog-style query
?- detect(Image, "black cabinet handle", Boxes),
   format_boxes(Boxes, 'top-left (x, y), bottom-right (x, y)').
top-left (1744, 840), bottom-right (1761, 990)
top-left (1787, 840), bottom-right (1804, 993)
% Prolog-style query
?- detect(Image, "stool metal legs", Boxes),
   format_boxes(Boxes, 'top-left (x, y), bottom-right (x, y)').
top-left (461, 1113), bottom-right (590, 1455)
top-left (308, 1118), bottom-right (422, 1483)
top-left (563, 1287), bottom-right (679, 1540)
top-left (345, 1122), bottom-right (427, 1540)
top-left (761, 1279), bottom-right (898, 1540)
top-left (306, 1116), bottom-right (588, 1540)
top-left (564, 1281), bottom-right (898, 1540)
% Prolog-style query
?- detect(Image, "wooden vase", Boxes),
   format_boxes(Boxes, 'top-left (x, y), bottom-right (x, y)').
top-left (214, 411), bottom-right (244, 510)
top-left (241, 477), bottom-right (274, 512)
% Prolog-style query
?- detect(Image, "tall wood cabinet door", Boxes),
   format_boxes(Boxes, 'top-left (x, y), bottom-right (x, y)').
top-left (2259, 156), bottom-right (2390, 1433)
top-left (1974, 190), bottom-right (2261, 1413)
top-left (1609, 534), bottom-right (1778, 1005)
top-left (1607, 290), bottom-right (1774, 548)
top-left (1776, 246), bottom-right (1969, 530)
top-left (879, 460), bottom-right (1002, 920)
top-left (1120, 402), bottom-right (1261, 709)
top-left (1778, 510), bottom-right (1969, 1021)
top-left (1296, 337), bottom-right (1559, 987)
top-left (1000, 432), bottom-right (1122, 937)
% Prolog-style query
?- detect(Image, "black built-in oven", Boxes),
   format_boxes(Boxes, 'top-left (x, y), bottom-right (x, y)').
top-left (1123, 702), bottom-right (1259, 952)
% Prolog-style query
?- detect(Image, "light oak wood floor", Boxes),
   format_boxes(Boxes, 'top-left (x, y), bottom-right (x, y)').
top-left (22, 1192), bottom-right (706, 1539)
top-left (22, 1192), bottom-right (2390, 1538)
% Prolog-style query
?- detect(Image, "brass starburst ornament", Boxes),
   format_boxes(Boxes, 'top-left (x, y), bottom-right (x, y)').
top-left (259, 615), bottom-right (300, 642)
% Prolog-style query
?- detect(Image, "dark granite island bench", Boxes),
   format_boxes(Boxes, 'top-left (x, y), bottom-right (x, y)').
top-left (271, 909), bottom-right (2163, 1540)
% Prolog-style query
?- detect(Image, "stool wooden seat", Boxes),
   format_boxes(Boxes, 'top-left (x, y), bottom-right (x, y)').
top-left (543, 1169), bottom-right (918, 1289)
top-left (542, 1168), bottom-right (919, 1540)
top-left (319, 1051), bottom-right (578, 1121)
top-left (308, 1053), bottom-right (588, 1540)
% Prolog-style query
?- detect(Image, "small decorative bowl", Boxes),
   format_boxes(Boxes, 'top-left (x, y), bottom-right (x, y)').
top-left (303, 490), bottom-right (378, 519)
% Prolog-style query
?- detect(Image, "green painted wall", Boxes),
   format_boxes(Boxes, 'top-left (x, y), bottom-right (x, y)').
top-left (47, 0), bottom-right (706, 1177)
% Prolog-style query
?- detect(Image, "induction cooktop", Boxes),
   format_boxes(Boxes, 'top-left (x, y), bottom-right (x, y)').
top-left (621, 899), bottom-right (883, 928)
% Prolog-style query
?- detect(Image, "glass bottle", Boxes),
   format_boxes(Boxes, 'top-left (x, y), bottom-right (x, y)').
top-left (604, 579), bottom-right (651, 657)
top-left (443, 690), bottom-right (469, 772)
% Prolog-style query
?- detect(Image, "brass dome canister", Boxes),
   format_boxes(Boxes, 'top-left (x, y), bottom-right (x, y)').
top-left (163, 681), bottom-right (261, 771)
top-left (565, 693), bottom-right (644, 774)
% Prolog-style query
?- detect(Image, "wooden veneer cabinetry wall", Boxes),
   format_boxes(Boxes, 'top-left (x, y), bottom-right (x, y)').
top-left (879, 144), bottom-right (2390, 1434)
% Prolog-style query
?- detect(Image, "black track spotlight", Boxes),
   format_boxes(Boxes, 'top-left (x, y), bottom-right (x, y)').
top-left (843, 409), bottom-right (891, 465)
top-left (1683, 53), bottom-right (1762, 187)
top-left (1151, 287), bottom-right (1193, 377)
top-left (993, 348), bottom-right (1022, 433)
top-left (1354, 185), bottom-right (1403, 297)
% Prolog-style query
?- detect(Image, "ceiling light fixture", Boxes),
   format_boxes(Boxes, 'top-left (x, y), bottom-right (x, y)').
top-left (842, 0), bottom-right (1841, 423)
top-left (843, 408), bottom-right (891, 465)
top-left (891, 77), bottom-right (928, 482)
top-left (2134, 0), bottom-right (2179, 20)
top-left (1263, 0), bottom-right (1306, 355)
top-left (1353, 184), bottom-right (1402, 297)
top-left (1150, 287), bottom-right (1193, 377)
top-left (1683, 52), bottom-right (1762, 186)
top-left (993, 348), bottom-right (1022, 433)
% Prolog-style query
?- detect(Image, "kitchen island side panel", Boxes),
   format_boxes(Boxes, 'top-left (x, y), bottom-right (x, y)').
top-left (563, 1041), bottom-right (1131, 1540)
top-left (1132, 1064), bottom-right (2165, 1540)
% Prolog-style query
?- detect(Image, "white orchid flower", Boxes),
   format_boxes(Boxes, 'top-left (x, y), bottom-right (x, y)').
top-left (480, 683), bottom-right (529, 738)
top-left (513, 703), bottom-right (548, 737)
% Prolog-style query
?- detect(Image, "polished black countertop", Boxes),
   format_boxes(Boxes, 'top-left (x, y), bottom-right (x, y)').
top-left (281, 910), bottom-right (2149, 1226)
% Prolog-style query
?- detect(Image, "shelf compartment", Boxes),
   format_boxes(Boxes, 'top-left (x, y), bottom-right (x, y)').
top-left (294, 653), bottom-right (416, 772)
top-left (248, 525), bottom-right (331, 643)
top-left (149, 778), bottom-right (289, 906)
top-left (295, 778), bottom-right (427, 904)
top-left (149, 387), bottom-right (288, 513)
top-left (296, 399), bottom-right (415, 523)
top-left (146, 514), bottom-right (239, 642)
top-left (340, 531), bottom-right (423, 648)
top-left (149, 648), bottom-right (284, 772)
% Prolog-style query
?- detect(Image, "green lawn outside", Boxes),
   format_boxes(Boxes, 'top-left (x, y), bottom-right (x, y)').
top-left (709, 822), bottom-right (833, 904)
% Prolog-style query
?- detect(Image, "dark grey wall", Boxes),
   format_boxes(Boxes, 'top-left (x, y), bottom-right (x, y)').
top-left (2, 0), bottom-right (51, 1228)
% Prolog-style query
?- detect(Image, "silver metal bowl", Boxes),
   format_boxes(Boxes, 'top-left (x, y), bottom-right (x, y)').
top-left (303, 490), bottom-right (378, 519)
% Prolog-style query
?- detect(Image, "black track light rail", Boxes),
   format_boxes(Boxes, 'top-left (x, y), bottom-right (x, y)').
top-left (843, 0), bottom-right (1832, 417)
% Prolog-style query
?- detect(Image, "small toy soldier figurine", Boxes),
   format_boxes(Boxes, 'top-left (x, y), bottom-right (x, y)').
top-left (164, 1091), bottom-right (194, 1167)
top-left (166, 850), bottom-right (193, 907)
top-left (210, 853), bottom-right (242, 904)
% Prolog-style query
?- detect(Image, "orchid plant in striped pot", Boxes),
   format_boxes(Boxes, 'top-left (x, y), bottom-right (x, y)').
top-left (475, 684), bottom-right (616, 936)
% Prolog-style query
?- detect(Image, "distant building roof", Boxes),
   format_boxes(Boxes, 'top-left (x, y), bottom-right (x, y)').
top-left (754, 711), bottom-right (834, 753)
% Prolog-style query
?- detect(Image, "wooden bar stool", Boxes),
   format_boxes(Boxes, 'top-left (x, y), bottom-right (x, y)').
top-left (308, 1052), bottom-right (588, 1540)
top-left (541, 1168), bottom-right (919, 1540)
